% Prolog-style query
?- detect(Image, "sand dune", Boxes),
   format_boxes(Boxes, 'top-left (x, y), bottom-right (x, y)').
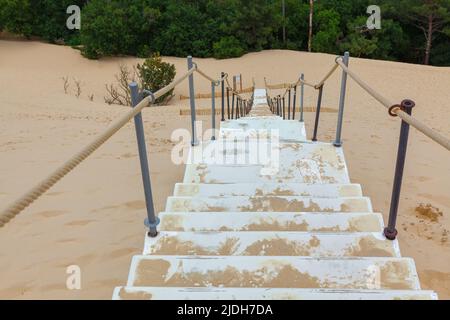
top-left (0, 39), bottom-right (449, 299)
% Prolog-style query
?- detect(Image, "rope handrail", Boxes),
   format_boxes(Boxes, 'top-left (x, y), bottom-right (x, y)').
top-left (195, 67), bottom-right (228, 85)
top-left (0, 65), bottom-right (225, 228)
top-left (335, 58), bottom-right (450, 151)
top-left (313, 63), bottom-right (340, 89)
top-left (179, 86), bottom-right (254, 100)
top-left (265, 61), bottom-right (339, 95)
top-left (225, 76), bottom-right (252, 99)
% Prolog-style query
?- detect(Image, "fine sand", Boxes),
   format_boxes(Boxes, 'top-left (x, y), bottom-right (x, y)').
top-left (0, 39), bottom-right (449, 299)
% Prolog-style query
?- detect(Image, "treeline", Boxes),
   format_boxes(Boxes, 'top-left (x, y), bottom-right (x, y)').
top-left (0, 0), bottom-right (449, 66)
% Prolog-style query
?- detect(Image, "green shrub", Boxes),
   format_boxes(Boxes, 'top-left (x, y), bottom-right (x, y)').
top-left (137, 53), bottom-right (176, 104)
top-left (0, 0), bottom-right (33, 37)
top-left (80, 0), bottom-right (160, 59)
top-left (213, 37), bottom-right (245, 59)
top-left (0, 0), bottom-right (85, 43)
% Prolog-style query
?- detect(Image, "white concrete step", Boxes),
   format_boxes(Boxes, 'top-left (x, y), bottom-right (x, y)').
top-left (219, 128), bottom-right (304, 141)
top-left (113, 287), bottom-right (438, 300)
top-left (184, 164), bottom-right (350, 184)
top-left (247, 108), bottom-right (276, 117)
top-left (126, 256), bottom-right (421, 290)
top-left (188, 141), bottom-right (345, 167)
top-left (220, 119), bottom-right (306, 141)
top-left (158, 212), bottom-right (384, 233)
top-left (185, 142), bottom-right (350, 184)
top-left (239, 116), bottom-right (281, 120)
top-left (253, 89), bottom-right (268, 105)
top-left (174, 183), bottom-right (363, 198)
top-left (165, 196), bottom-right (372, 213)
top-left (143, 232), bottom-right (400, 257)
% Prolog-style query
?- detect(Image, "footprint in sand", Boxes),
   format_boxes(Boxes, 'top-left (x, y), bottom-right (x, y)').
top-left (37, 210), bottom-right (68, 218)
top-left (120, 153), bottom-right (137, 159)
top-left (57, 238), bottom-right (78, 244)
top-left (91, 200), bottom-right (145, 213)
top-left (124, 200), bottom-right (146, 210)
top-left (46, 191), bottom-right (65, 197)
top-left (106, 247), bottom-right (139, 260)
top-left (65, 220), bottom-right (96, 227)
top-left (40, 284), bottom-right (66, 291)
top-left (417, 176), bottom-right (432, 182)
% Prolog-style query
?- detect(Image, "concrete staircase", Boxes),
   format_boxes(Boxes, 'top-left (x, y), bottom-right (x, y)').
top-left (113, 89), bottom-right (437, 300)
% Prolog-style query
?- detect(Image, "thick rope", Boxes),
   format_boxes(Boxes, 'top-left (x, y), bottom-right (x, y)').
top-left (336, 58), bottom-right (450, 151)
top-left (225, 77), bottom-right (248, 99)
top-left (265, 61), bottom-right (339, 93)
top-left (0, 67), bottom-right (196, 228)
top-left (179, 86), bottom-right (254, 100)
top-left (195, 67), bottom-right (228, 84)
top-left (313, 63), bottom-right (340, 89)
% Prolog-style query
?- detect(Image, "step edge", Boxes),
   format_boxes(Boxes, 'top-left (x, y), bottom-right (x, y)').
top-left (113, 287), bottom-right (438, 300)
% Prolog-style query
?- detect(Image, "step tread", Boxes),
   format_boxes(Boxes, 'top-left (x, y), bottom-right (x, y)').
top-left (165, 196), bottom-right (373, 213)
top-left (127, 256), bottom-right (421, 290)
top-left (220, 120), bottom-right (306, 141)
top-left (113, 287), bottom-right (438, 300)
top-left (158, 212), bottom-right (385, 232)
top-left (143, 232), bottom-right (400, 257)
top-left (183, 164), bottom-right (350, 185)
top-left (185, 141), bottom-right (350, 184)
top-left (219, 125), bottom-right (306, 141)
top-left (174, 183), bottom-right (363, 198)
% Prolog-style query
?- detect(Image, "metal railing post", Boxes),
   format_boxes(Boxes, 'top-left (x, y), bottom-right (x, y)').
top-left (227, 88), bottom-right (230, 119)
top-left (312, 85), bottom-right (324, 142)
top-left (293, 85), bottom-right (297, 120)
top-left (334, 51), bottom-right (350, 147)
top-left (277, 96), bottom-right (281, 116)
top-left (282, 96), bottom-right (286, 120)
top-left (384, 100), bottom-right (415, 240)
top-left (211, 81), bottom-right (216, 140)
top-left (288, 89), bottom-right (291, 120)
top-left (231, 92), bottom-right (235, 119)
top-left (187, 56), bottom-right (198, 146)
top-left (221, 72), bottom-right (225, 122)
top-left (129, 83), bottom-right (158, 237)
top-left (240, 98), bottom-right (243, 117)
top-left (300, 74), bottom-right (305, 122)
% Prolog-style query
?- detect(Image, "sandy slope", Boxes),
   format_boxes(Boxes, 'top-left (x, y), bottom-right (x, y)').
top-left (0, 39), bottom-right (449, 299)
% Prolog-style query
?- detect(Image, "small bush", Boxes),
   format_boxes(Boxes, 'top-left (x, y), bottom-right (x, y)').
top-left (213, 37), bottom-right (245, 59)
top-left (104, 65), bottom-right (138, 106)
top-left (105, 54), bottom-right (176, 106)
top-left (137, 53), bottom-right (176, 104)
